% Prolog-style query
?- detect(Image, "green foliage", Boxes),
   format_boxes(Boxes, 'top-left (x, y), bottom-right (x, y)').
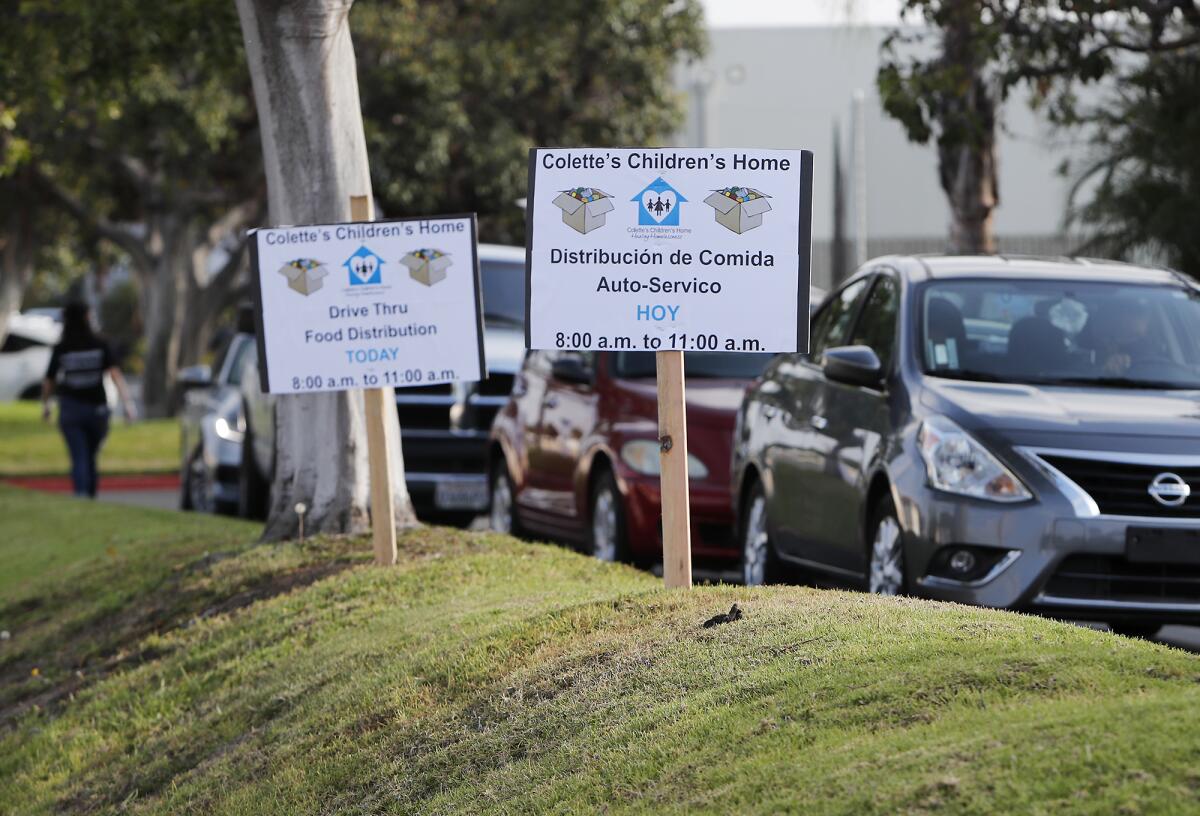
top-left (3, 489), bottom-right (1200, 813)
top-left (0, 0), bottom-right (255, 191)
top-left (353, 0), bottom-right (706, 242)
top-left (1068, 52), bottom-right (1200, 277)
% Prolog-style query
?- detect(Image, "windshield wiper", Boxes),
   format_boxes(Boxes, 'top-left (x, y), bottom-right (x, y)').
top-left (925, 369), bottom-right (1009, 383)
top-left (1038, 376), bottom-right (1200, 390)
top-left (483, 313), bottom-right (524, 326)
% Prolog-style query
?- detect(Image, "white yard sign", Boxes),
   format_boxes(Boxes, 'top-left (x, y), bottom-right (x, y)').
top-left (525, 147), bottom-right (813, 353)
top-left (250, 214), bottom-right (485, 394)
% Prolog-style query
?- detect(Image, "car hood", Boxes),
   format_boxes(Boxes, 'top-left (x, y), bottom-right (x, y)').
top-left (924, 378), bottom-right (1200, 443)
top-left (481, 323), bottom-right (525, 375)
top-left (612, 378), bottom-right (749, 429)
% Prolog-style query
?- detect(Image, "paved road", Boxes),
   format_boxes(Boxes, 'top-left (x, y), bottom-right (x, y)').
top-left (98, 488), bottom-right (179, 511)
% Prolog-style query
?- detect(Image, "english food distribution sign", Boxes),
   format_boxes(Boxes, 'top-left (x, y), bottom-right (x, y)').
top-left (526, 147), bottom-right (813, 353)
top-left (249, 214), bottom-right (485, 394)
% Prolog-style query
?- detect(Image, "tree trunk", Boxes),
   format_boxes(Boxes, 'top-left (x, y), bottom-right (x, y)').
top-left (937, 2), bottom-right (999, 255)
top-left (941, 136), bottom-right (998, 254)
top-left (0, 184), bottom-right (36, 348)
top-left (236, 0), bottom-right (417, 540)
top-left (136, 215), bottom-right (190, 418)
top-left (0, 184), bottom-right (35, 348)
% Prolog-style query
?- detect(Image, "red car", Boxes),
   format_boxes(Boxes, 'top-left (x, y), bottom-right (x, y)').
top-left (487, 350), bottom-right (772, 565)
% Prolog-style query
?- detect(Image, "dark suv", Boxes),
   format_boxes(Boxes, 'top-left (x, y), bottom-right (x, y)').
top-left (733, 256), bottom-right (1200, 637)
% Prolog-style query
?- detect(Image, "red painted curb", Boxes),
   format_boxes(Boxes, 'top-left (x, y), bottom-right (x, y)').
top-left (0, 473), bottom-right (180, 493)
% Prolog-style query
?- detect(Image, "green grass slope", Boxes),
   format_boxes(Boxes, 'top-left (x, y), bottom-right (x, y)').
top-left (2, 487), bottom-right (1200, 815)
top-left (0, 402), bottom-right (178, 477)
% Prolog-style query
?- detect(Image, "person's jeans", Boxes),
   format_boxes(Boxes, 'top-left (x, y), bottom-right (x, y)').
top-left (58, 397), bottom-right (110, 498)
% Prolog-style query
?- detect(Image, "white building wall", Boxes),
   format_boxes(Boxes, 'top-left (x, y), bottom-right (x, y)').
top-left (677, 26), bottom-right (1088, 286)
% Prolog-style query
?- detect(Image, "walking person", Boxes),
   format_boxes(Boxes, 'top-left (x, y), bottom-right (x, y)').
top-left (40, 302), bottom-right (137, 498)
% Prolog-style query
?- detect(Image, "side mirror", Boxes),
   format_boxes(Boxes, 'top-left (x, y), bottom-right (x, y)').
top-left (822, 345), bottom-right (884, 388)
top-left (551, 355), bottom-right (592, 385)
top-left (178, 364), bottom-right (213, 390)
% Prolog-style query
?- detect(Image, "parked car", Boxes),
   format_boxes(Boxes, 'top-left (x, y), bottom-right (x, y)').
top-left (178, 331), bottom-right (257, 514)
top-left (486, 349), bottom-right (771, 564)
top-left (486, 286), bottom-right (825, 564)
top-left (214, 243), bottom-right (529, 521)
top-left (733, 255), bottom-right (1200, 637)
top-left (0, 312), bottom-right (61, 400)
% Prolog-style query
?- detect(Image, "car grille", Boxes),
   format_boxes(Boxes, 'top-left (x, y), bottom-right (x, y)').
top-left (1042, 554), bottom-right (1200, 605)
top-left (393, 378), bottom-right (513, 432)
top-left (1039, 455), bottom-right (1200, 518)
top-left (477, 373), bottom-right (514, 397)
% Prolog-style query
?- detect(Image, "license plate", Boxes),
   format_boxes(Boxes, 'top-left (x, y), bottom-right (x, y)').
top-left (1126, 527), bottom-right (1200, 565)
top-left (433, 479), bottom-right (489, 511)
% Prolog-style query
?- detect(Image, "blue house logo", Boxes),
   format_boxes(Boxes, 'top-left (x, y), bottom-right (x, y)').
top-left (344, 245), bottom-right (384, 286)
top-left (632, 177), bottom-right (687, 226)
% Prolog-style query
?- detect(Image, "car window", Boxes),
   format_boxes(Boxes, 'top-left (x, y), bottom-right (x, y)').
top-left (226, 339), bottom-right (253, 386)
top-left (481, 260), bottom-right (525, 326)
top-left (921, 278), bottom-right (1200, 389)
top-left (848, 276), bottom-right (899, 370)
top-left (547, 350), bottom-right (594, 369)
top-left (809, 277), bottom-right (870, 360)
top-left (1, 332), bottom-right (44, 353)
top-left (612, 351), bottom-right (771, 379)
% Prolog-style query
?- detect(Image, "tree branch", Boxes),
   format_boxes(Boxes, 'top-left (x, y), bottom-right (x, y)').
top-left (32, 168), bottom-right (153, 269)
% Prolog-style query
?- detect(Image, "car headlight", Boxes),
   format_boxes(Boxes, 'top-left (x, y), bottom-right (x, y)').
top-left (917, 416), bottom-right (1030, 502)
top-left (213, 398), bottom-right (246, 443)
top-left (620, 440), bottom-right (709, 480)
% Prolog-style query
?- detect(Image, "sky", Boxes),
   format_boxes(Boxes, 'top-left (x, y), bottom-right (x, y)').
top-left (700, 0), bottom-right (904, 28)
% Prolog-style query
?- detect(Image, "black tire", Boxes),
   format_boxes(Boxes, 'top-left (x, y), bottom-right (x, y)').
top-left (180, 450), bottom-right (196, 511)
top-left (1108, 622), bottom-right (1161, 640)
top-left (588, 469), bottom-right (628, 562)
top-left (238, 422), bottom-right (269, 520)
top-left (182, 448), bottom-right (214, 514)
top-left (740, 480), bottom-right (780, 586)
top-left (488, 459), bottom-right (522, 537)
top-left (867, 496), bottom-right (906, 596)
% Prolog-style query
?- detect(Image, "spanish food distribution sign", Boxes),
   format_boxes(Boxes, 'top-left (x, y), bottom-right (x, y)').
top-left (526, 147), bottom-right (813, 353)
top-left (249, 214), bottom-right (485, 394)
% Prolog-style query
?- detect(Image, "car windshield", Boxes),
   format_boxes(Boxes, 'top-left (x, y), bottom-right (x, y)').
top-left (481, 260), bottom-right (525, 326)
top-left (921, 278), bottom-right (1200, 389)
top-left (613, 351), bottom-right (772, 379)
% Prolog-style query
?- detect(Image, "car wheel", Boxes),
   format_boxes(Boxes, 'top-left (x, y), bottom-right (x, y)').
top-left (589, 469), bottom-right (626, 563)
top-left (741, 481), bottom-right (776, 586)
top-left (868, 497), bottom-right (905, 596)
top-left (185, 450), bottom-right (214, 514)
top-left (1108, 622), bottom-right (1161, 640)
top-left (238, 421), bottom-right (269, 520)
top-left (489, 460), bottom-right (521, 536)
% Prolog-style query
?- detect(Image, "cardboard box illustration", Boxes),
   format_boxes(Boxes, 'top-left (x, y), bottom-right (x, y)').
top-left (552, 187), bottom-right (615, 234)
top-left (401, 248), bottom-right (452, 286)
top-left (278, 259), bottom-right (329, 295)
top-left (703, 187), bottom-right (773, 234)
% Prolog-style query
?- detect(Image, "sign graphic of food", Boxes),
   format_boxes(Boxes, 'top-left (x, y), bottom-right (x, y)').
top-left (703, 186), bottom-right (773, 234)
top-left (401, 248), bottom-right (452, 286)
top-left (278, 258), bottom-right (329, 295)
top-left (552, 187), bottom-right (615, 234)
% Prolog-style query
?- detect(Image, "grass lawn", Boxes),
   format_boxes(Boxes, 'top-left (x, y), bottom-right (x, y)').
top-left (0, 401), bottom-right (179, 477)
top-left (3, 487), bottom-right (1200, 814)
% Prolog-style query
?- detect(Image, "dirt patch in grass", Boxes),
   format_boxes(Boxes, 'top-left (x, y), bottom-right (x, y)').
top-left (0, 548), bottom-right (357, 726)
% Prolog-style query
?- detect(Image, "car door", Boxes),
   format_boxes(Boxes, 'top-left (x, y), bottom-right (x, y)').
top-left (768, 276), bottom-right (873, 572)
top-left (529, 351), bottom-right (599, 523)
top-left (811, 272), bottom-right (900, 575)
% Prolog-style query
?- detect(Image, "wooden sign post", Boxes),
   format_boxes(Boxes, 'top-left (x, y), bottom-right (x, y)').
top-left (656, 350), bottom-right (692, 588)
top-left (350, 194), bottom-right (398, 566)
